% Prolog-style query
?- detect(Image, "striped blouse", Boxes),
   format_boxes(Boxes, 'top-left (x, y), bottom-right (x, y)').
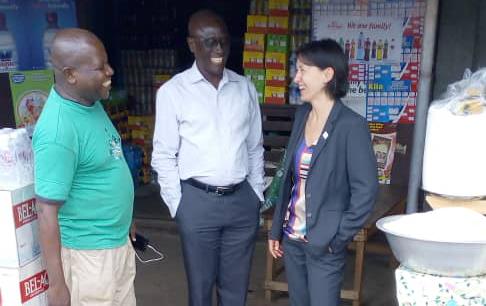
top-left (284, 137), bottom-right (314, 241)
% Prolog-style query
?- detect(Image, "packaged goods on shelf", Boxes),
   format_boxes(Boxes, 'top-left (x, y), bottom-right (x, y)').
top-left (244, 33), bottom-right (266, 52)
top-left (265, 86), bottom-right (287, 104)
top-left (247, 15), bottom-right (268, 34)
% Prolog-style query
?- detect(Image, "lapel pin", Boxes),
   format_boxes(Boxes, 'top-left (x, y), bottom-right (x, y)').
top-left (322, 131), bottom-right (329, 140)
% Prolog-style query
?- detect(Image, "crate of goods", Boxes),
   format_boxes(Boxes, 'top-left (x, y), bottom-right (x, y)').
top-left (243, 51), bottom-right (265, 69)
top-left (266, 34), bottom-right (289, 53)
top-left (244, 33), bottom-right (266, 52)
top-left (265, 69), bottom-right (287, 87)
top-left (247, 15), bottom-right (268, 34)
top-left (267, 16), bottom-right (289, 34)
top-left (0, 184), bottom-right (40, 268)
top-left (265, 86), bottom-right (287, 104)
top-left (0, 256), bottom-right (48, 306)
top-left (265, 52), bottom-right (287, 70)
top-left (268, 0), bottom-right (289, 16)
top-left (245, 69), bottom-right (266, 104)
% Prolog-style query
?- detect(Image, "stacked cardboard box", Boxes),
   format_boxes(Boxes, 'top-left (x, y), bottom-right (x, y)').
top-left (0, 184), bottom-right (48, 305)
top-left (243, 17), bottom-right (267, 104)
top-left (245, 0), bottom-right (290, 105)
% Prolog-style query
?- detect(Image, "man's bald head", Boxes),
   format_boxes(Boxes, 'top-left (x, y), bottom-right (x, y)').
top-left (49, 28), bottom-right (114, 106)
top-left (187, 9), bottom-right (227, 37)
top-left (51, 28), bottom-right (104, 71)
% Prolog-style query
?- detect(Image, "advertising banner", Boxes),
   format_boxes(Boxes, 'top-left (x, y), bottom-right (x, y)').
top-left (313, 16), bottom-right (403, 65)
top-left (9, 69), bottom-right (54, 134)
top-left (0, 0), bottom-right (77, 72)
top-left (312, 0), bottom-right (426, 124)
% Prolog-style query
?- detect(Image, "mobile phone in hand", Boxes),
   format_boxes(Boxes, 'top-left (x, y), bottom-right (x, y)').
top-left (130, 232), bottom-right (149, 252)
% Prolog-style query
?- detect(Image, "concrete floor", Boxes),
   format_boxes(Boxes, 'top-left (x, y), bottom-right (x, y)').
top-left (133, 184), bottom-right (398, 306)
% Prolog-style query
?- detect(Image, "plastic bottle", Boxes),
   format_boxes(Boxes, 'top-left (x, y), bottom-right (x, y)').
top-left (357, 32), bottom-right (364, 60)
top-left (344, 40), bottom-right (350, 59)
top-left (371, 40), bottom-right (376, 59)
top-left (43, 12), bottom-right (60, 68)
top-left (364, 37), bottom-right (371, 61)
top-left (0, 13), bottom-right (18, 71)
top-left (383, 39), bottom-right (389, 60)
top-left (350, 39), bottom-right (356, 60)
top-left (377, 39), bottom-right (383, 61)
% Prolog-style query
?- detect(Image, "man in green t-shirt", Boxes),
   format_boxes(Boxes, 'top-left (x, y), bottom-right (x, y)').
top-left (33, 28), bottom-right (136, 306)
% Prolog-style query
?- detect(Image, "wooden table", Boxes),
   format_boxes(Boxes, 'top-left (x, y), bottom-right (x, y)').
top-left (426, 194), bottom-right (486, 214)
top-left (262, 184), bottom-right (408, 306)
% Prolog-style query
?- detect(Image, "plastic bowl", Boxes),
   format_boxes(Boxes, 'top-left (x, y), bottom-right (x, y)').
top-left (376, 215), bottom-right (486, 277)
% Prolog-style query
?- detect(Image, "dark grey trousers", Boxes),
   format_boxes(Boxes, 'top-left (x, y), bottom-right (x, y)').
top-left (176, 180), bottom-right (260, 306)
top-left (282, 236), bottom-right (347, 306)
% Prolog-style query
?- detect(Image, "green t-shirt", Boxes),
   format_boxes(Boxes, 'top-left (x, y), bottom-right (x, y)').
top-left (33, 87), bottom-right (134, 250)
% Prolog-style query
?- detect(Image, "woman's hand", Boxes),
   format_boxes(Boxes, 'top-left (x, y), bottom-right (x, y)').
top-left (268, 239), bottom-right (283, 258)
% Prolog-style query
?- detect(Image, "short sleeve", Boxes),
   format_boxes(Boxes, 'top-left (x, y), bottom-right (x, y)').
top-left (34, 142), bottom-right (76, 202)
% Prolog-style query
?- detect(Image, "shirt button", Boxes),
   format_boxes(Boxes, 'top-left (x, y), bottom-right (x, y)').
top-left (306, 193), bottom-right (311, 199)
top-left (307, 213), bottom-right (312, 218)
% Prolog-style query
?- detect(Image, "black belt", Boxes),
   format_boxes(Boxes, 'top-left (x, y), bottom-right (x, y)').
top-left (184, 178), bottom-right (244, 196)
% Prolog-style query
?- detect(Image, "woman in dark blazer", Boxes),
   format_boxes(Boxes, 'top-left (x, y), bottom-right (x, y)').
top-left (268, 39), bottom-right (378, 306)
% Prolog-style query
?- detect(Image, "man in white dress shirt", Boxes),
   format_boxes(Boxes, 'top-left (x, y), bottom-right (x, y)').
top-left (151, 9), bottom-right (264, 306)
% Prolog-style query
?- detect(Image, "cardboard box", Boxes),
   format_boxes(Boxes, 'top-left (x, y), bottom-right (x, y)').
top-left (255, 87), bottom-right (265, 104)
top-left (127, 116), bottom-right (155, 131)
top-left (247, 15), bottom-right (268, 34)
top-left (0, 184), bottom-right (41, 268)
top-left (244, 69), bottom-right (265, 104)
top-left (265, 69), bottom-right (287, 87)
top-left (266, 34), bottom-right (289, 53)
top-left (243, 51), bottom-right (265, 69)
top-left (268, 0), bottom-right (289, 16)
top-left (265, 86), bottom-right (287, 104)
top-left (267, 16), bottom-right (289, 34)
top-left (244, 33), bottom-right (266, 52)
top-left (244, 69), bottom-right (265, 85)
top-left (0, 256), bottom-right (48, 306)
top-left (265, 52), bottom-right (287, 70)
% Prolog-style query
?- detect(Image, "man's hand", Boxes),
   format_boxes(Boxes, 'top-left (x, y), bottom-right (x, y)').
top-left (130, 221), bottom-right (137, 241)
top-left (48, 283), bottom-right (70, 306)
top-left (268, 239), bottom-right (283, 259)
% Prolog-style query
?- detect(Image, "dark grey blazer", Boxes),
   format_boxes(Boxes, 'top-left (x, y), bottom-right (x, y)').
top-left (269, 101), bottom-right (378, 254)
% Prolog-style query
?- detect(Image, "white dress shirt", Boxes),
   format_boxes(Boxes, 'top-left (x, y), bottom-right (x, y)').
top-left (151, 62), bottom-right (265, 217)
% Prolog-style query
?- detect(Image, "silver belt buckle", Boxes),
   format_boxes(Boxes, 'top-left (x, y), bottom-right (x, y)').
top-left (215, 187), bottom-right (225, 196)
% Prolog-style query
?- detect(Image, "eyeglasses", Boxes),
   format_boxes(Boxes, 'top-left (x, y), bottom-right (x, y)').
top-left (191, 36), bottom-right (230, 49)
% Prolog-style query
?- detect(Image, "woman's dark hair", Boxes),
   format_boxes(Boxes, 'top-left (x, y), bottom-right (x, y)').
top-left (296, 39), bottom-right (349, 99)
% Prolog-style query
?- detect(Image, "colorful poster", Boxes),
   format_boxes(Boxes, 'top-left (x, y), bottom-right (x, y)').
top-left (9, 70), bottom-right (54, 135)
top-left (312, 0), bottom-right (426, 124)
top-left (313, 16), bottom-right (403, 65)
top-left (27, 0), bottom-right (77, 69)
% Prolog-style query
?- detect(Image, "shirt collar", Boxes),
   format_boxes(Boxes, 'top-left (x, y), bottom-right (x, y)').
top-left (187, 61), bottom-right (238, 86)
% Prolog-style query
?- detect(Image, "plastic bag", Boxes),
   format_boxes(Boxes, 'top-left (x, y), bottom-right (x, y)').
top-left (260, 150), bottom-right (287, 213)
top-left (436, 68), bottom-right (486, 115)
top-left (0, 128), bottom-right (34, 190)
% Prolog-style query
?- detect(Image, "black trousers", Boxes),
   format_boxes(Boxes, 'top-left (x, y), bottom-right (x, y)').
top-left (283, 236), bottom-right (347, 306)
top-left (176, 180), bottom-right (260, 306)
